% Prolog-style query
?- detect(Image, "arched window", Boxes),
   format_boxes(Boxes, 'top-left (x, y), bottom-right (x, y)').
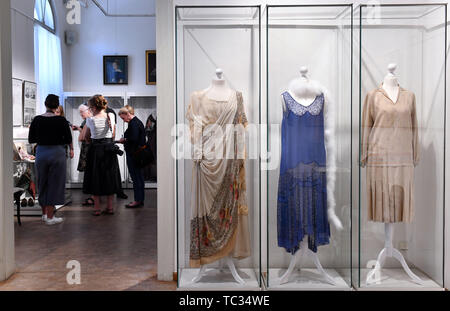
top-left (34, 0), bottom-right (63, 113)
top-left (34, 0), bottom-right (56, 33)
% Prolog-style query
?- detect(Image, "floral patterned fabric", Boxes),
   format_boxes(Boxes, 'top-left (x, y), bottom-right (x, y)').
top-left (186, 90), bottom-right (250, 267)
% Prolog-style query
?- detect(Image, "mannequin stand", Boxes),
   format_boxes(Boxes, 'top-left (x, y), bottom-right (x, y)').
top-left (366, 223), bottom-right (424, 285)
top-left (280, 240), bottom-right (337, 286)
top-left (191, 255), bottom-right (245, 285)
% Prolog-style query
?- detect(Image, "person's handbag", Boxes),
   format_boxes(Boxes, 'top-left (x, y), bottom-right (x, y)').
top-left (132, 145), bottom-right (153, 168)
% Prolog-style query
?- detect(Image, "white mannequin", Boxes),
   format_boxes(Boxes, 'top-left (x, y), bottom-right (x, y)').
top-left (279, 66), bottom-right (343, 285)
top-left (382, 63), bottom-right (400, 103)
top-left (366, 64), bottom-right (423, 286)
top-left (204, 68), bottom-right (234, 101)
top-left (191, 68), bottom-right (244, 285)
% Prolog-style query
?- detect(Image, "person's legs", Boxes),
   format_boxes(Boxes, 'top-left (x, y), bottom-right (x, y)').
top-left (126, 154), bottom-right (144, 205)
top-left (46, 205), bottom-right (54, 218)
top-left (135, 166), bottom-right (145, 203)
top-left (106, 195), bottom-right (114, 212)
top-left (45, 146), bottom-right (67, 218)
top-left (116, 163), bottom-right (127, 199)
top-left (92, 195), bottom-right (101, 215)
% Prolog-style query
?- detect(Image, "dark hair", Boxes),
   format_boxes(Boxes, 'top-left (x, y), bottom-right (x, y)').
top-left (88, 94), bottom-right (108, 112)
top-left (45, 94), bottom-right (60, 109)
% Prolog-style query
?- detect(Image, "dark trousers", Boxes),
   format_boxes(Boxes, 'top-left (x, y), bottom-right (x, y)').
top-left (35, 145), bottom-right (66, 206)
top-left (126, 152), bottom-right (145, 202)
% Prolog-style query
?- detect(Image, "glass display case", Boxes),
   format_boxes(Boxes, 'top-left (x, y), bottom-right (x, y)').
top-left (175, 5), bottom-right (261, 290)
top-left (354, 3), bottom-right (446, 290)
top-left (266, 4), bottom-right (353, 290)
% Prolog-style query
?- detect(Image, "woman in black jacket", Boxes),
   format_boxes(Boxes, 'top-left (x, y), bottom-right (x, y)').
top-left (28, 94), bottom-right (72, 225)
top-left (118, 105), bottom-right (146, 208)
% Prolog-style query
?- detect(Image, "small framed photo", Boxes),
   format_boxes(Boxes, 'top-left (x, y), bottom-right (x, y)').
top-left (12, 78), bottom-right (23, 126)
top-left (146, 50), bottom-right (156, 85)
top-left (23, 81), bottom-right (37, 126)
top-left (103, 55), bottom-right (128, 85)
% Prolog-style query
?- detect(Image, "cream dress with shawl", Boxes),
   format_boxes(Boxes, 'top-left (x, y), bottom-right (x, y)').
top-left (186, 89), bottom-right (251, 267)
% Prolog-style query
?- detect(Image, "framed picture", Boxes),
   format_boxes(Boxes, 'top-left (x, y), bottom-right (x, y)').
top-left (146, 50), bottom-right (156, 85)
top-left (23, 81), bottom-right (37, 126)
top-left (103, 55), bottom-right (128, 85)
top-left (12, 78), bottom-right (23, 126)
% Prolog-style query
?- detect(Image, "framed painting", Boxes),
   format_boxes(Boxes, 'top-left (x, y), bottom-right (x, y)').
top-left (146, 50), bottom-right (156, 85)
top-left (23, 81), bottom-right (37, 126)
top-left (12, 78), bottom-right (23, 126)
top-left (103, 55), bottom-right (128, 85)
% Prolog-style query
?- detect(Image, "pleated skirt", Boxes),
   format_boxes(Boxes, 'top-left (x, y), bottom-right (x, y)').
top-left (366, 165), bottom-right (414, 223)
top-left (82, 138), bottom-right (121, 196)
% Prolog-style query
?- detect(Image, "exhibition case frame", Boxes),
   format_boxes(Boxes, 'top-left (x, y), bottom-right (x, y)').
top-left (354, 3), bottom-right (446, 290)
top-left (175, 5), bottom-right (262, 290)
top-left (265, 4), bottom-right (353, 290)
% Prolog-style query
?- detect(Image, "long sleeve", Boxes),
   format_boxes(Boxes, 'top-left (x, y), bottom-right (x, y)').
top-left (411, 94), bottom-right (419, 166)
top-left (360, 93), bottom-right (373, 167)
top-left (62, 118), bottom-right (73, 145)
top-left (28, 118), bottom-right (38, 144)
top-left (126, 121), bottom-right (139, 144)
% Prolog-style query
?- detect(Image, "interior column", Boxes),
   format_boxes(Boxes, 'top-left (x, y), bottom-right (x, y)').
top-left (0, 0), bottom-right (15, 282)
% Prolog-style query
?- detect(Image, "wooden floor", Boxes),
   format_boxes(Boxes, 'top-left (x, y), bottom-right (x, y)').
top-left (0, 189), bottom-right (176, 291)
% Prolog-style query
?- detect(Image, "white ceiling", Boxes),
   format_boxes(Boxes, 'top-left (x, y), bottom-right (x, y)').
top-left (92, 0), bottom-right (155, 16)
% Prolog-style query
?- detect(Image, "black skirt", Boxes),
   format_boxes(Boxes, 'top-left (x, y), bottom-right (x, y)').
top-left (83, 138), bottom-right (121, 196)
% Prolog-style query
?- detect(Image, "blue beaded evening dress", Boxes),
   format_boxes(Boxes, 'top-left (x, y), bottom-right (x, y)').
top-left (277, 91), bottom-right (330, 254)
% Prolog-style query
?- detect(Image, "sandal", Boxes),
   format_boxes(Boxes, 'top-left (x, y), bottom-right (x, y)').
top-left (91, 210), bottom-right (101, 216)
top-left (82, 198), bottom-right (95, 206)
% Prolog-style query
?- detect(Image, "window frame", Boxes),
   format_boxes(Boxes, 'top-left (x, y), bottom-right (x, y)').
top-left (34, 0), bottom-right (56, 34)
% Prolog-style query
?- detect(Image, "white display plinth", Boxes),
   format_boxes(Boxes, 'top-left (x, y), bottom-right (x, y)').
top-left (358, 268), bottom-right (443, 291)
top-left (178, 268), bottom-right (260, 291)
top-left (266, 268), bottom-right (351, 291)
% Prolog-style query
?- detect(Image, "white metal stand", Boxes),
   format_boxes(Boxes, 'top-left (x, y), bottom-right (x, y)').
top-left (280, 240), bottom-right (337, 286)
top-left (366, 223), bottom-right (424, 285)
top-left (191, 255), bottom-right (245, 285)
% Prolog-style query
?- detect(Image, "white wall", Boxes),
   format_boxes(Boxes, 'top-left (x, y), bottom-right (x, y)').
top-left (65, 1), bottom-right (156, 95)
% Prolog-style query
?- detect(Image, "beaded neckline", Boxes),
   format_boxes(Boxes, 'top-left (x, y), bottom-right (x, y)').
top-left (282, 91), bottom-right (324, 116)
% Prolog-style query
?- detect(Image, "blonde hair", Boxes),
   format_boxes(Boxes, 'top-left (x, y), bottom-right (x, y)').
top-left (118, 105), bottom-right (134, 116)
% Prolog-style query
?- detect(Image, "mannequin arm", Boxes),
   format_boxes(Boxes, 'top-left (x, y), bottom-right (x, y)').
top-left (323, 91), bottom-right (343, 231)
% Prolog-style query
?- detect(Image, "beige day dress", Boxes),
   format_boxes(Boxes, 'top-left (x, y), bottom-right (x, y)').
top-left (361, 85), bottom-right (419, 223)
top-left (186, 89), bottom-right (251, 267)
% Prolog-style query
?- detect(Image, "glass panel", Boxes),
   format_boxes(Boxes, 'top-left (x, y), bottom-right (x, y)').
top-left (175, 6), bottom-right (261, 290)
top-left (357, 4), bottom-right (445, 290)
top-left (44, 0), bottom-right (55, 30)
top-left (266, 5), bottom-right (353, 290)
top-left (34, 0), bottom-right (44, 22)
